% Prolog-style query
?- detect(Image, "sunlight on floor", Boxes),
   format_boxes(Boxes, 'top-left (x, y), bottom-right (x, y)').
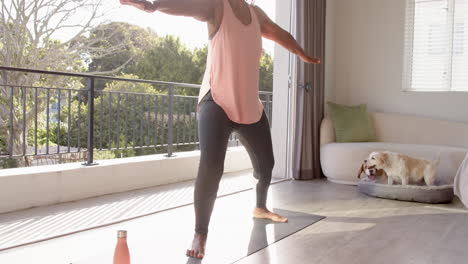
top-left (0, 171), bottom-right (268, 251)
top-left (304, 221), bottom-right (376, 235)
top-left (322, 205), bottom-right (466, 219)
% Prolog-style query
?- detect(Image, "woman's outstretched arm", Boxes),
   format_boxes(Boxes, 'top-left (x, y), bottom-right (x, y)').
top-left (253, 6), bottom-right (321, 64)
top-left (120, 0), bottom-right (217, 22)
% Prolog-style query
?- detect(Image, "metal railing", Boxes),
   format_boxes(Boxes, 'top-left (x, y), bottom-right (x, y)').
top-left (0, 66), bottom-right (273, 167)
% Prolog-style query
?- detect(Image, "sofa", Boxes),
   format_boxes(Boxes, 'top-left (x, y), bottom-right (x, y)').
top-left (320, 112), bottom-right (468, 185)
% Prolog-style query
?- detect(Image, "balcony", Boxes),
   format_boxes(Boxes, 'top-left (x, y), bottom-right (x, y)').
top-left (0, 66), bottom-right (285, 263)
top-left (0, 62), bottom-right (296, 264)
top-left (0, 66), bottom-right (273, 214)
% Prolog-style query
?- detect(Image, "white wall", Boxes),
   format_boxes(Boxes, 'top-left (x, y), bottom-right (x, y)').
top-left (0, 148), bottom-right (252, 214)
top-left (326, 0), bottom-right (468, 123)
top-left (324, 0), bottom-right (336, 113)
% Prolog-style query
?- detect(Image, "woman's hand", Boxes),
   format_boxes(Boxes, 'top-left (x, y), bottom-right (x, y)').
top-left (301, 55), bottom-right (321, 64)
top-left (119, 0), bottom-right (215, 21)
top-left (253, 6), bottom-right (322, 65)
top-left (120, 0), bottom-right (158, 13)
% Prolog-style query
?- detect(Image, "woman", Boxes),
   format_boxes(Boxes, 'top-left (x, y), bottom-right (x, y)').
top-left (120, 0), bottom-right (320, 259)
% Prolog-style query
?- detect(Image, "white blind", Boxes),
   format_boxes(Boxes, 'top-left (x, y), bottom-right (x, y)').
top-left (403, 0), bottom-right (468, 91)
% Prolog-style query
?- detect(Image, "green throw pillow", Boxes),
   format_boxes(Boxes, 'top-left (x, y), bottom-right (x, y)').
top-left (327, 102), bottom-right (376, 142)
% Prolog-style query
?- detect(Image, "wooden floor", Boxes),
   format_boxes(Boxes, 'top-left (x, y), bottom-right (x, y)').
top-left (0, 179), bottom-right (467, 264)
top-left (238, 180), bottom-right (468, 264)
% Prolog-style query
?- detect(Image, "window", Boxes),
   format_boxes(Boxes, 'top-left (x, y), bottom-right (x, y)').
top-left (403, 0), bottom-right (468, 91)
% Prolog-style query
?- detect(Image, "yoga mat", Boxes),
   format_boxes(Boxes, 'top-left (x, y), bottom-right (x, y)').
top-left (181, 208), bottom-right (325, 264)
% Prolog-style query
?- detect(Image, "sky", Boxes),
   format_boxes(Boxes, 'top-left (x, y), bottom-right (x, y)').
top-left (105, 0), bottom-right (277, 55)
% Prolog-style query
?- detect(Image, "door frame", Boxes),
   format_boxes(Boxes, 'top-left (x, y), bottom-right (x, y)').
top-left (271, 0), bottom-right (298, 180)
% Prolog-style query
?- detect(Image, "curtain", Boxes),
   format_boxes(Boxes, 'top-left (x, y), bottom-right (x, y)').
top-left (293, 0), bottom-right (326, 180)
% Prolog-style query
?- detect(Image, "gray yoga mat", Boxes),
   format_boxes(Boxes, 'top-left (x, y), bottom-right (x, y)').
top-left (246, 209), bottom-right (325, 256)
top-left (186, 209), bottom-right (325, 264)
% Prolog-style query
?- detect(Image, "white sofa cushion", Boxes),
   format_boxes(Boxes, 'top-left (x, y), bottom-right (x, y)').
top-left (321, 142), bottom-right (468, 185)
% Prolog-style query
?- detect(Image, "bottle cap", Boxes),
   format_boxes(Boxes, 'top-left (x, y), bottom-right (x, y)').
top-left (117, 230), bottom-right (127, 238)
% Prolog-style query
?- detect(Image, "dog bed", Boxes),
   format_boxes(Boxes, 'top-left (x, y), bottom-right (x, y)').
top-left (358, 180), bottom-right (454, 204)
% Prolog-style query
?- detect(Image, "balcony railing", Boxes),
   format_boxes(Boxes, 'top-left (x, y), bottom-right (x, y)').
top-left (0, 66), bottom-right (273, 168)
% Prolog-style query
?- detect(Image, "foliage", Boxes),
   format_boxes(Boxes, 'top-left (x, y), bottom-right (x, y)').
top-left (192, 45), bottom-right (209, 84)
top-left (1, 14), bottom-right (273, 167)
top-left (0, 158), bottom-right (17, 169)
top-left (259, 51), bottom-right (274, 92)
top-left (85, 22), bottom-right (157, 74)
top-left (0, 0), bottom-right (127, 165)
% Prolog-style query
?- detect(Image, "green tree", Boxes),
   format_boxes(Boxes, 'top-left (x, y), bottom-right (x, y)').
top-left (127, 36), bottom-right (202, 96)
top-left (57, 73), bottom-right (199, 160)
top-left (259, 51), bottom-right (274, 92)
top-left (192, 45), bottom-right (209, 84)
top-left (0, 0), bottom-right (130, 166)
top-left (85, 22), bottom-right (157, 74)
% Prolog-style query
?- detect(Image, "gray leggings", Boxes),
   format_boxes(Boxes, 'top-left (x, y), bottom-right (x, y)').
top-left (195, 91), bottom-right (274, 234)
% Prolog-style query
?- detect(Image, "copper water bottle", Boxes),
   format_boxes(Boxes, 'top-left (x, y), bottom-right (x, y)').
top-left (113, 230), bottom-right (131, 264)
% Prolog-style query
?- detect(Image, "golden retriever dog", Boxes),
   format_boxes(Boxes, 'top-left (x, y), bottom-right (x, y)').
top-left (366, 151), bottom-right (440, 186)
top-left (357, 159), bottom-right (387, 183)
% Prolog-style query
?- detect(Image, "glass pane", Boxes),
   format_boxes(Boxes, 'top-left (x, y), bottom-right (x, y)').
top-left (452, 0), bottom-right (468, 91)
top-left (410, 0), bottom-right (450, 91)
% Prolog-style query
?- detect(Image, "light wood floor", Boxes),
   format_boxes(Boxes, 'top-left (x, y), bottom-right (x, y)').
top-left (237, 180), bottom-right (468, 264)
top-left (0, 178), bottom-right (467, 264)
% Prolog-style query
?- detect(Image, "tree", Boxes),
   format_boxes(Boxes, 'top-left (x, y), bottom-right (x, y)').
top-left (0, 0), bottom-right (108, 70)
top-left (126, 35), bottom-right (202, 96)
top-left (0, 2), bottom-right (275, 167)
top-left (259, 51), bottom-right (274, 92)
top-left (55, 74), bottom-right (156, 149)
top-left (80, 22), bottom-right (159, 92)
top-left (192, 45), bottom-right (208, 84)
top-left (0, 0), bottom-right (132, 165)
top-left (58, 73), bottom-right (199, 158)
top-left (84, 22), bottom-right (157, 75)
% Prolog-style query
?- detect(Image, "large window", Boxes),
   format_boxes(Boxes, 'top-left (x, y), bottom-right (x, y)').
top-left (403, 0), bottom-right (468, 91)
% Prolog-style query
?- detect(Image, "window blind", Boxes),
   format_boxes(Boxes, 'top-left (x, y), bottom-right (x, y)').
top-left (403, 0), bottom-right (468, 91)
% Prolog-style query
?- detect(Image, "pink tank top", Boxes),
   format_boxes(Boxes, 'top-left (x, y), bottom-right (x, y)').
top-left (198, 0), bottom-right (264, 124)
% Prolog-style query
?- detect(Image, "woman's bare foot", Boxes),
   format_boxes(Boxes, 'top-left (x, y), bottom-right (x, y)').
top-left (253, 208), bottom-right (288, 223)
top-left (186, 233), bottom-right (207, 259)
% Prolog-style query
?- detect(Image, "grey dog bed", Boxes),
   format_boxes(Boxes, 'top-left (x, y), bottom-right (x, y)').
top-left (358, 180), bottom-right (454, 204)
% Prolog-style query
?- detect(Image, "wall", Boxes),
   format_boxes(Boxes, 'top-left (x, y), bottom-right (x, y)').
top-left (324, 0), bottom-right (336, 112)
top-left (0, 147), bottom-right (252, 214)
top-left (326, 0), bottom-right (468, 123)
